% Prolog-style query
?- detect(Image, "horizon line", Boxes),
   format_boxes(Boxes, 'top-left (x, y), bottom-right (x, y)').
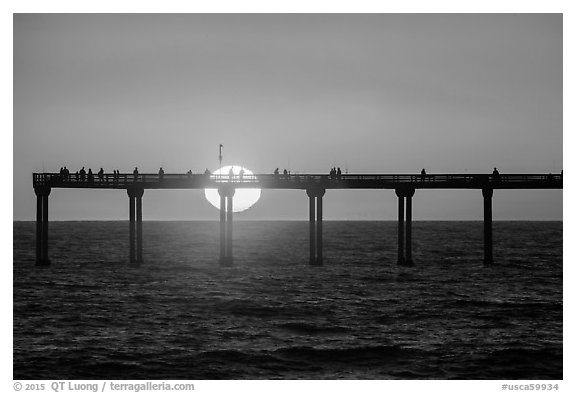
top-left (13, 218), bottom-right (563, 222)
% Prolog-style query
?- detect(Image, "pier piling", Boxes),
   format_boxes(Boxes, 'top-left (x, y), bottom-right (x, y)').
top-left (482, 188), bottom-right (494, 265)
top-left (34, 186), bottom-right (51, 266)
top-left (306, 188), bottom-right (326, 265)
top-left (219, 194), bottom-right (226, 262)
top-left (308, 192), bottom-right (316, 264)
top-left (406, 192), bottom-right (413, 265)
top-left (218, 187), bottom-right (235, 266)
top-left (127, 187), bottom-right (144, 264)
top-left (129, 195), bottom-right (135, 263)
top-left (396, 187), bottom-right (415, 266)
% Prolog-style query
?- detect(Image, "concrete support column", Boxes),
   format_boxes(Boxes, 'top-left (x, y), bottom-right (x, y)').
top-left (219, 194), bottom-right (226, 262)
top-left (482, 188), bottom-right (494, 266)
top-left (41, 191), bottom-right (49, 262)
top-left (218, 187), bottom-right (235, 266)
top-left (136, 195), bottom-right (143, 263)
top-left (395, 187), bottom-right (415, 266)
top-left (309, 193), bottom-right (316, 265)
top-left (306, 188), bottom-right (325, 266)
top-left (129, 196), bottom-right (135, 264)
top-left (127, 187), bottom-right (144, 264)
top-left (226, 194), bottom-right (234, 263)
top-left (34, 186), bottom-right (51, 266)
top-left (406, 194), bottom-right (413, 265)
top-left (317, 193), bottom-right (323, 265)
top-left (35, 191), bottom-right (43, 265)
top-left (397, 195), bottom-right (405, 265)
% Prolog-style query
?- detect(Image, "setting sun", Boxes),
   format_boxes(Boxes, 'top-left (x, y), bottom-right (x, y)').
top-left (204, 165), bottom-right (261, 212)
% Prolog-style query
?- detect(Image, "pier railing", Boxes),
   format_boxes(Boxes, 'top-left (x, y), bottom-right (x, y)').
top-left (33, 172), bottom-right (562, 190)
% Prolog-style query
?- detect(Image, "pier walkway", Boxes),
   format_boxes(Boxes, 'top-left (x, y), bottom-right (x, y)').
top-left (32, 172), bottom-right (562, 267)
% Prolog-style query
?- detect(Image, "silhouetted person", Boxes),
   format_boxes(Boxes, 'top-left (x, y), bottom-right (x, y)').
top-left (79, 167), bottom-right (86, 181)
top-left (204, 168), bottom-right (211, 176)
top-left (98, 168), bottom-right (104, 182)
top-left (492, 167), bottom-right (500, 182)
top-left (187, 169), bottom-right (193, 178)
top-left (239, 168), bottom-right (245, 182)
top-left (421, 168), bottom-right (426, 181)
top-left (274, 168), bottom-right (279, 178)
top-left (87, 168), bottom-right (94, 184)
top-left (229, 167), bottom-right (234, 182)
top-left (133, 167), bottom-right (139, 182)
top-left (337, 167), bottom-right (342, 179)
top-left (283, 169), bottom-right (288, 178)
top-left (63, 166), bottom-right (69, 180)
top-left (158, 167), bottom-right (164, 182)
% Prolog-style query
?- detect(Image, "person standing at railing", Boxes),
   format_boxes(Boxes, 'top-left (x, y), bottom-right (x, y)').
top-left (239, 168), bottom-right (245, 182)
top-left (133, 167), bottom-right (139, 182)
top-left (158, 167), bottom-right (164, 182)
top-left (228, 167), bottom-right (234, 182)
top-left (492, 167), bottom-right (500, 183)
top-left (337, 167), bottom-right (342, 180)
top-left (87, 168), bottom-right (94, 184)
top-left (98, 168), bottom-right (104, 183)
top-left (59, 167), bottom-right (69, 181)
top-left (79, 167), bottom-right (86, 182)
top-left (421, 168), bottom-right (426, 182)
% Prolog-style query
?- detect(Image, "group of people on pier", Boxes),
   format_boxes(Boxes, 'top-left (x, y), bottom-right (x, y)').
top-left (58, 166), bottom-right (126, 183)
top-left (329, 167), bottom-right (342, 180)
top-left (273, 168), bottom-right (290, 178)
top-left (54, 166), bottom-right (555, 186)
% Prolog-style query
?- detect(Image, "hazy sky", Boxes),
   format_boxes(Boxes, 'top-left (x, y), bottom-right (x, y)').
top-left (13, 14), bottom-right (562, 220)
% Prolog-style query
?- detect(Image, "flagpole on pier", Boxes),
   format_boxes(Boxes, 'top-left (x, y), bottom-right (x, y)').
top-left (219, 144), bottom-right (223, 182)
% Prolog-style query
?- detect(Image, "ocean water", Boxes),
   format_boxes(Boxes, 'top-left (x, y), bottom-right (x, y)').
top-left (13, 221), bottom-right (562, 380)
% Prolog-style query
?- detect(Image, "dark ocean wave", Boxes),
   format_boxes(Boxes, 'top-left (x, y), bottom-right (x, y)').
top-left (13, 221), bottom-right (562, 379)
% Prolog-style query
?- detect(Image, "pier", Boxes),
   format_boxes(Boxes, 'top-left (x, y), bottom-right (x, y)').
top-left (32, 172), bottom-right (562, 267)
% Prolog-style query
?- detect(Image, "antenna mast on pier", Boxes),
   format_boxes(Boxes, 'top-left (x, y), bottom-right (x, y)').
top-left (219, 144), bottom-right (223, 168)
